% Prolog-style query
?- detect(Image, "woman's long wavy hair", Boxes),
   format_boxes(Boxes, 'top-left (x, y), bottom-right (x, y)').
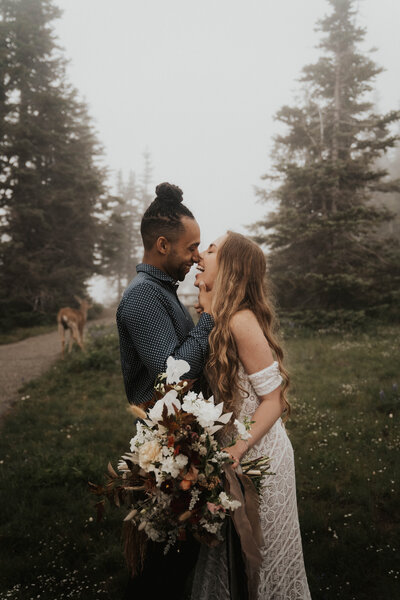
top-left (205, 232), bottom-right (290, 419)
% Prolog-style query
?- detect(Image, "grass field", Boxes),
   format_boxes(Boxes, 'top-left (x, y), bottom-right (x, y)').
top-left (0, 323), bottom-right (398, 599)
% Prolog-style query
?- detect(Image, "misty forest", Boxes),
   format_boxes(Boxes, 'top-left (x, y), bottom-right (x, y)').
top-left (0, 1), bottom-right (399, 600)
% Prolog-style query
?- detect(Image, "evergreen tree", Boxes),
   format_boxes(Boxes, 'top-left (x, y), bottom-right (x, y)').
top-left (255, 0), bottom-right (400, 320)
top-left (99, 170), bottom-right (141, 298)
top-left (374, 137), bottom-right (400, 238)
top-left (98, 194), bottom-right (130, 299)
top-left (0, 0), bottom-right (104, 328)
top-left (138, 149), bottom-right (153, 211)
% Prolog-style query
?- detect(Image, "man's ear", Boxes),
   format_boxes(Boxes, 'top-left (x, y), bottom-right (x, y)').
top-left (156, 236), bottom-right (170, 255)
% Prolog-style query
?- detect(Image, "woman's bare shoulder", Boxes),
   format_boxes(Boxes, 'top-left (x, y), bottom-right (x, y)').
top-left (230, 309), bottom-right (260, 336)
top-left (229, 309), bottom-right (274, 371)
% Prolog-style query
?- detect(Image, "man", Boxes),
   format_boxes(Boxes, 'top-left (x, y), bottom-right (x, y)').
top-left (117, 181), bottom-right (213, 406)
top-left (116, 182), bottom-right (213, 598)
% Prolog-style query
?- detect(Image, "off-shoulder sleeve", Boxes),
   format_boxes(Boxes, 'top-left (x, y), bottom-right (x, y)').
top-left (247, 361), bottom-right (282, 396)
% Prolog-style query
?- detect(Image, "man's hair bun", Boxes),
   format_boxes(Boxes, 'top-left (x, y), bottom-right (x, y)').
top-left (155, 182), bottom-right (183, 203)
top-left (141, 181), bottom-right (194, 251)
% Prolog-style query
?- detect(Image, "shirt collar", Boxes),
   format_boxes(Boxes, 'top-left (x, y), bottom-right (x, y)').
top-left (136, 263), bottom-right (179, 289)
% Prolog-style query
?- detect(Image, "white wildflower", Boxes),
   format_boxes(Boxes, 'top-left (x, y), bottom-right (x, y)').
top-left (189, 489), bottom-right (201, 510)
top-left (144, 523), bottom-right (164, 542)
top-left (199, 518), bottom-right (224, 535)
top-left (166, 356), bottom-right (190, 384)
top-left (218, 491), bottom-right (241, 511)
top-left (148, 390), bottom-right (181, 423)
top-left (160, 454), bottom-right (188, 478)
top-left (234, 419), bottom-right (252, 440)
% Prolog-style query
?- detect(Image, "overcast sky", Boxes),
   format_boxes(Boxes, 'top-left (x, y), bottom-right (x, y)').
top-left (53, 0), bottom-right (400, 299)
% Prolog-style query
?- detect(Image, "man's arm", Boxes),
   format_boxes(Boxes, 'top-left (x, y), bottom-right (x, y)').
top-left (120, 283), bottom-right (213, 380)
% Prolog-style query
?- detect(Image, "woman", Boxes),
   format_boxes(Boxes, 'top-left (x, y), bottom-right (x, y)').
top-left (192, 231), bottom-right (311, 600)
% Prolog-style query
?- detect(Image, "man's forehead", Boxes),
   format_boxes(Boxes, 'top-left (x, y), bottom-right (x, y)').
top-left (181, 217), bottom-right (200, 241)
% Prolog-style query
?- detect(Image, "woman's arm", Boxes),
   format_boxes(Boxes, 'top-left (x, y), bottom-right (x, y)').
top-left (224, 309), bottom-right (283, 467)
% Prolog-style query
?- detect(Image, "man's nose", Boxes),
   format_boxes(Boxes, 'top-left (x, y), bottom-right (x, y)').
top-left (193, 248), bottom-right (201, 262)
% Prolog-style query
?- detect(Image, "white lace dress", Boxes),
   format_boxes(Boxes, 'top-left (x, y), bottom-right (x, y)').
top-left (191, 362), bottom-right (311, 600)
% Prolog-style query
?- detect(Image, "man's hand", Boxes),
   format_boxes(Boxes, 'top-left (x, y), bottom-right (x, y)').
top-left (197, 280), bottom-right (213, 315)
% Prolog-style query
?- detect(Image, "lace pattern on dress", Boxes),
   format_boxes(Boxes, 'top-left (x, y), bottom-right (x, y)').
top-left (191, 363), bottom-right (311, 600)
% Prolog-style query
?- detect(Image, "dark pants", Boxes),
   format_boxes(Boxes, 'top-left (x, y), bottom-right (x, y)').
top-left (124, 536), bottom-right (200, 600)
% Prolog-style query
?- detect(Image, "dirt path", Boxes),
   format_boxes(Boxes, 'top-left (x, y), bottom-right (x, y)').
top-left (0, 316), bottom-right (116, 421)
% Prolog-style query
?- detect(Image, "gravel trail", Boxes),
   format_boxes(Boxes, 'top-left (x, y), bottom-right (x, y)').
top-left (0, 316), bottom-right (116, 421)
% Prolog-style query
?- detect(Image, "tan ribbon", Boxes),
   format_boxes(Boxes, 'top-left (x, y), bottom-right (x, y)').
top-left (223, 463), bottom-right (263, 600)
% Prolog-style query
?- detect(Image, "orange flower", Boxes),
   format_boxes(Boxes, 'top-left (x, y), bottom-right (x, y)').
top-left (167, 435), bottom-right (175, 448)
top-left (180, 478), bottom-right (192, 491)
top-left (179, 465), bottom-right (199, 490)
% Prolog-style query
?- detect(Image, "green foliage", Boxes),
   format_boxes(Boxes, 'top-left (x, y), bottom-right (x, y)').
top-left (87, 302), bottom-right (104, 321)
top-left (287, 324), bottom-right (399, 599)
top-left (279, 301), bottom-right (400, 332)
top-left (0, 324), bottom-right (399, 598)
top-left (63, 325), bottom-right (120, 373)
top-left (0, 0), bottom-right (105, 324)
top-left (255, 0), bottom-right (400, 318)
top-left (0, 328), bottom-right (130, 599)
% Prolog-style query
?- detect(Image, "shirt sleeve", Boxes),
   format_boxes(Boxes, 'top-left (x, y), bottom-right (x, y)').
top-left (120, 282), bottom-right (214, 380)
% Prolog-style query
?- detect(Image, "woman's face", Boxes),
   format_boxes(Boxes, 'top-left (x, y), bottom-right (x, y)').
top-left (194, 234), bottom-right (228, 290)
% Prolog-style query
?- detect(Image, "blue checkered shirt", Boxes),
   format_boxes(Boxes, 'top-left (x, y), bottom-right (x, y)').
top-left (116, 263), bottom-right (214, 405)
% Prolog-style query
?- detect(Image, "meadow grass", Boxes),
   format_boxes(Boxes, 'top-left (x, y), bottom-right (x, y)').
top-left (0, 323), bottom-right (398, 599)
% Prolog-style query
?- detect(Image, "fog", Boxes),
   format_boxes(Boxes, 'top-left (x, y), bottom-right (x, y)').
top-left (53, 0), bottom-right (400, 300)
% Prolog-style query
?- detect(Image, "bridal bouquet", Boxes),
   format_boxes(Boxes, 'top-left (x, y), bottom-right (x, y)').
top-left (90, 357), bottom-right (271, 569)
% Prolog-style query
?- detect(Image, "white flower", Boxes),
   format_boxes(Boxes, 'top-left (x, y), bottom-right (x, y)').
top-left (130, 421), bottom-right (151, 450)
top-left (159, 453), bottom-right (188, 478)
top-left (147, 390), bottom-right (181, 423)
top-left (218, 491), bottom-right (241, 511)
top-left (175, 454), bottom-right (189, 469)
top-left (183, 397), bottom-right (222, 428)
top-left (166, 356), bottom-right (190, 384)
top-left (199, 518), bottom-right (224, 535)
top-left (189, 488), bottom-right (201, 510)
top-left (144, 522), bottom-right (165, 541)
top-left (234, 419), bottom-right (252, 440)
top-left (182, 395), bottom-right (232, 430)
top-left (138, 440), bottom-right (162, 471)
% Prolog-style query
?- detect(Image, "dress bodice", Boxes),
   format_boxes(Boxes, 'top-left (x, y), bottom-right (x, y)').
top-left (218, 361), bottom-right (284, 458)
top-left (236, 361), bottom-right (283, 459)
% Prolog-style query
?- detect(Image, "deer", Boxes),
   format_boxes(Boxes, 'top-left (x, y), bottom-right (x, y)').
top-left (57, 296), bottom-right (92, 357)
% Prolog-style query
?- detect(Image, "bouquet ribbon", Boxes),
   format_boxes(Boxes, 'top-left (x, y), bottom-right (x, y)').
top-left (223, 463), bottom-right (263, 600)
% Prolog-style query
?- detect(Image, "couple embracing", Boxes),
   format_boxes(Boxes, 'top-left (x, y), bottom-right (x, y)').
top-left (116, 182), bottom-right (311, 599)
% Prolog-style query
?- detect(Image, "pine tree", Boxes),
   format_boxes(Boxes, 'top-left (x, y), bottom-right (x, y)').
top-left (0, 0), bottom-right (104, 328)
top-left (99, 170), bottom-right (142, 299)
top-left (138, 149), bottom-right (153, 212)
top-left (255, 0), bottom-right (400, 322)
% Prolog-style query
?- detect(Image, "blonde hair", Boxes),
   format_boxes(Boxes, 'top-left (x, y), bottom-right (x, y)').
top-left (205, 231), bottom-right (290, 418)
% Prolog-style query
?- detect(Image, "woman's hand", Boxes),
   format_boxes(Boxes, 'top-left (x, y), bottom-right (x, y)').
top-left (193, 300), bottom-right (203, 315)
top-left (223, 439), bottom-right (249, 469)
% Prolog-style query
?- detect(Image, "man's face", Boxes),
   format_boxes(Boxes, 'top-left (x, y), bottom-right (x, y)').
top-left (164, 217), bottom-right (201, 281)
